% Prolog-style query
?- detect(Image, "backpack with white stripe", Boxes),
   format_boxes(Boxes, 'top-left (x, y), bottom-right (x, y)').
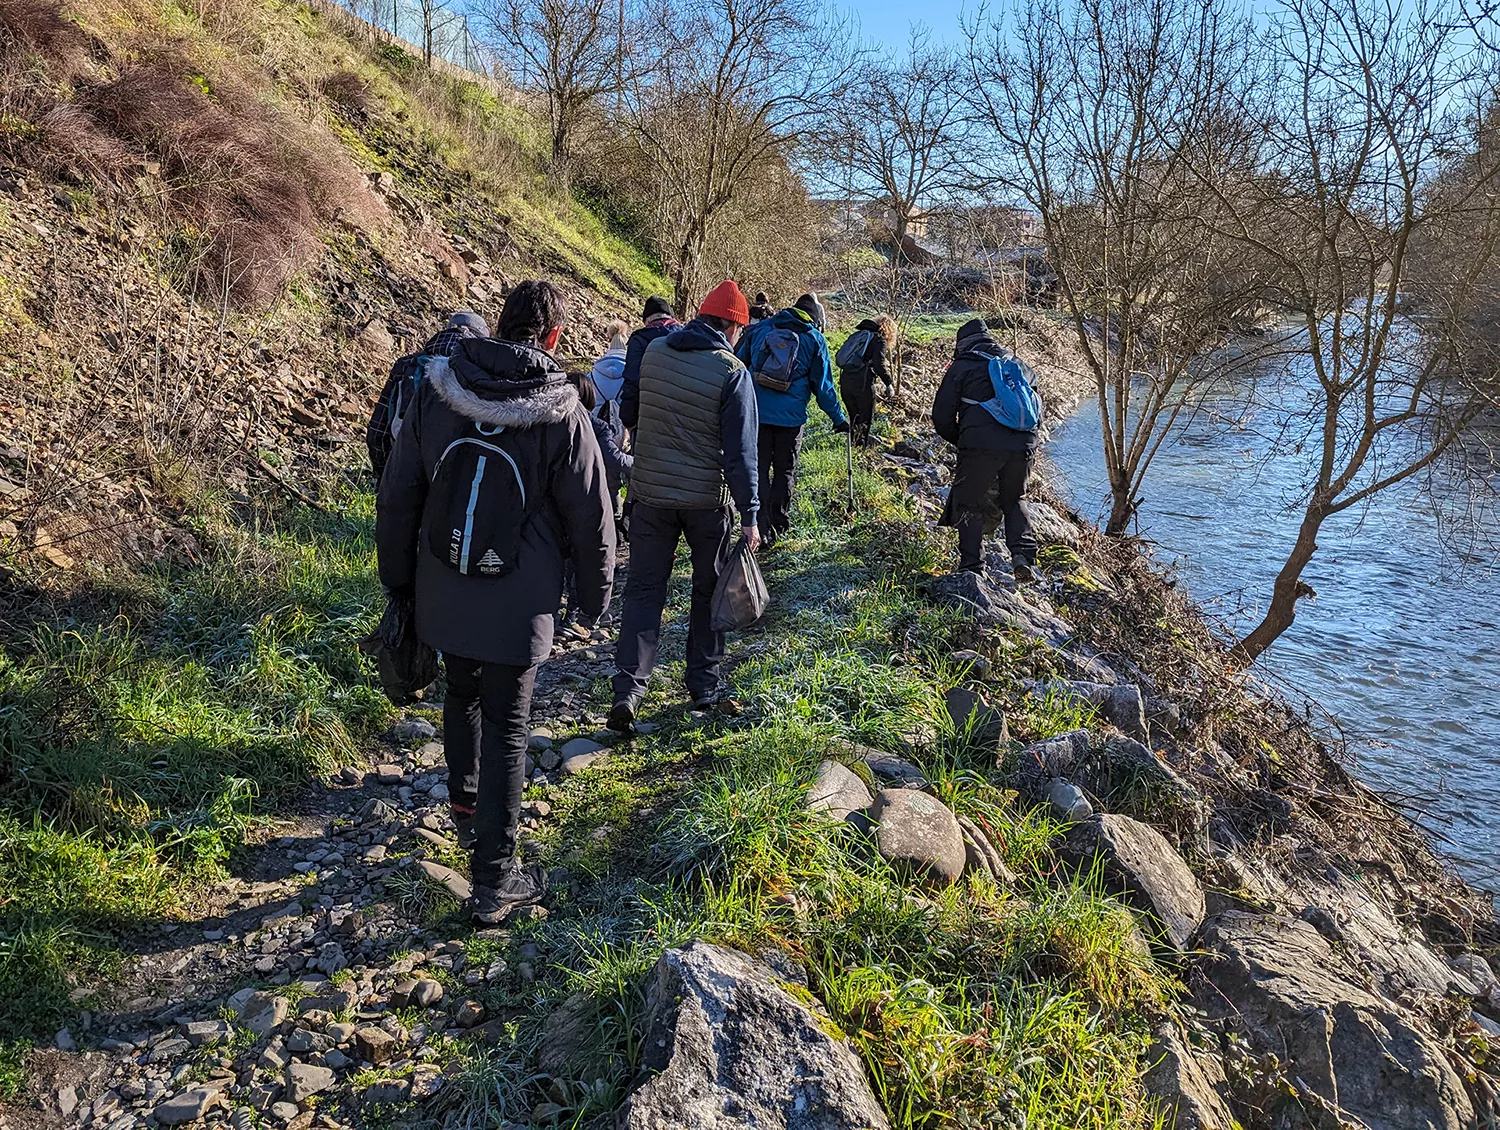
top-left (420, 422), bottom-right (528, 577)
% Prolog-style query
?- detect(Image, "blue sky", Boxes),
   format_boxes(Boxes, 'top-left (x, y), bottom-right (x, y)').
top-left (844, 0), bottom-right (973, 50)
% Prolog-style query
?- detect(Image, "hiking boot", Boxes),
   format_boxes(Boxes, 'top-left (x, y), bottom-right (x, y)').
top-left (692, 687), bottom-right (742, 715)
top-left (470, 863), bottom-right (546, 927)
top-left (1012, 556), bottom-right (1042, 585)
top-left (559, 614), bottom-right (592, 644)
top-left (606, 697), bottom-right (638, 733)
top-left (453, 810), bottom-right (476, 850)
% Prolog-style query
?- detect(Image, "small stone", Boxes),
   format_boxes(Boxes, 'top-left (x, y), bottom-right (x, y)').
top-left (375, 763), bottom-right (403, 784)
top-left (54, 1028), bottom-right (76, 1051)
top-left (410, 978), bottom-right (443, 1007)
top-left (527, 733), bottom-right (553, 751)
top-left (415, 860), bottom-right (472, 901)
top-left (1046, 778), bottom-right (1094, 822)
top-left (363, 1078), bottom-right (412, 1104)
top-left (806, 760), bottom-right (873, 822)
top-left (56, 1085), bottom-right (79, 1116)
top-left (328, 1022), bottom-right (356, 1044)
top-left (323, 1046), bottom-right (351, 1069)
top-left (362, 844), bottom-right (388, 864)
top-left (258, 1044), bottom-right (289, 1072)
top-left (182, 1019), bottom-right (231, 1047)
top-left (561, 748), bottom-right (609, 775)
top-left (147, 1037), bottom-right (191, 1063)
top-left (560, 737), bottom-right (605, 758)
top-left (270, 1100), bottom-right (300, 1121)
top-left (538, 748), bottom-right (562, 772)
top-left (455, 1000), bottom-right (484, 1027)
top-left (869, 788), bottom-right (967, 888)
top-left (354, 1027), bottom-right (398, 1066)
top-left (284, 1062), bottom-right (336, 1103)
top-left (238, 993), bottom-right (290, 1038)
top-left (392, 718), bottom-right (437, 742)
top-left (153, 1087), bottom-right (222, 1125)
top-left (949, 650), bottom-right (992, 679)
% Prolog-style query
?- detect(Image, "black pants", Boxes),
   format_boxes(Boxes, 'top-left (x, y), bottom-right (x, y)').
top-left (839, 373), bottom-right (876, 446)
top-left (612, 502), bottom-right (734, 703)
top-left (442, 656), bottom-right (536, 886)
top-left (948, 450), bottom-right (1039, 570)
top-left (757, 423), bottom-right (804, 541)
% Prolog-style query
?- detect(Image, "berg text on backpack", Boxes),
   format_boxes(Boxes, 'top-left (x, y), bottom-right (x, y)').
top-left (421, 423), bottom-right (529, 578)
top-left (751, 326), bottom-right (801, 393)
top-left (963, 353), bottom-right (1044, 432)
top-left (834, 328), bottom-right (875, 371)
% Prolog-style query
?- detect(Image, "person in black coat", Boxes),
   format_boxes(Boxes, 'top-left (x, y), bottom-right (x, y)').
top-left (377, 281), bottom-right (616, 924)
top-left (619, 296), bottom-right (680, 430)
top-left (931, 318), bottom-right (1041, 583)
top-left (837, 314), bottom-right (896, 446)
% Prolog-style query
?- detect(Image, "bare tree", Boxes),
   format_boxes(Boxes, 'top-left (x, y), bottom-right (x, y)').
top-left (822, 32), bottom-right (964, 260)
top-left (1214, 0), bottom-right (1500, 661)
top-left (477, 0), bottom-right (644, 177)
top-left (967, 0), bottom-right (1275, 535)
top-left (623, 0), bottom-right (853, 312)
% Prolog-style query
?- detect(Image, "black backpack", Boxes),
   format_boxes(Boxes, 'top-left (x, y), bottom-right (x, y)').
top-left (420, 423), bottom-right (530, 578)
top-left (367, 352), bottom-right (429, 478)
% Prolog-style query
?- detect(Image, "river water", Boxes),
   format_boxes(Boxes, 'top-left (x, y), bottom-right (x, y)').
top-left (1047, 369), bottom-right (1500, 890)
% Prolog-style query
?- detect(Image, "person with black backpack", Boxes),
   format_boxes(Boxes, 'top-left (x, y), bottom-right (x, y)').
top-left (376, 281), bottom-right (616, 925)
top-left (366, 310), bottom-right (489, 479)
top-left (932, 318), bottom-right (1043, 584)
top-left (735, 292), bottom-right (849, 546)
top-left (834, 315), bottom-right (896, 447)
top-left (619, 297), bottom-right (681, 431)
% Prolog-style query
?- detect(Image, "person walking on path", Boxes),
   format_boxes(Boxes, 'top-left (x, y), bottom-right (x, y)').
top-left (736, 292), bottom-right (848, 546)
top-left (835, 314), bottom-right (896, 447)
top-left (376, 281), bottom-right (616, 925)
top-left (366, 310), bottom-right (489, 479)
top-left (620, 296), bottom-right (681, 430)
top-left (608, 280), bottom-right (760, 733)
top-left (932, 318), bottom-right (1041, 583)
top-left (748, 291), bottom-right (774, 323)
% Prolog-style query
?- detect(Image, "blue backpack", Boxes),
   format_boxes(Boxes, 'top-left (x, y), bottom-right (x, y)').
top-left (966, 352), bottom-right (1043, 432)
top-left (751, 327), bottom-right (802, 393)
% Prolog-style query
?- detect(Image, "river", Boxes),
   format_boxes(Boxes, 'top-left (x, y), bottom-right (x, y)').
top-left (1047, 368), bottom-right (1500, 891)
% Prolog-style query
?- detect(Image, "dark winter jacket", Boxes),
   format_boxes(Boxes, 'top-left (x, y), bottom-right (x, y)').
top-left (366, 324), bottom-right (487, 478)
top-left (589, 399), bottom-right (632, 498)
top-left (735, 307), bottom-right (846, 429)
top-left (631, 319), bottom-right (759, 525)
top-left (840, 318), bottom-right (894, 392)
top-left (620, 316), bottom-right (681, 430)
top-left (376, 337), bottom-right (616, 667)
top-left (932, 325), bottom-right (1040, 455)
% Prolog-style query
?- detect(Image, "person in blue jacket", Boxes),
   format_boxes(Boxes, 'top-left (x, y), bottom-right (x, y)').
top-left (736, 292), bottom-right (848, 545)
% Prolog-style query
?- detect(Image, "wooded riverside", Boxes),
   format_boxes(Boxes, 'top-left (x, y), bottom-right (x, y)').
top-left (0, 0), bottom-right (1498, 1127)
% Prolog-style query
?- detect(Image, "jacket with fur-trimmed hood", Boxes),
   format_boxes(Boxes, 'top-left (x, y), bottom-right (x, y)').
top-left (376, 337), bottom-right (616, 667)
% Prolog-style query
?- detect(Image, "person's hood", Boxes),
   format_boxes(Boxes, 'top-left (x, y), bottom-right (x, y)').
top-left (429, 337), bottom-right (578, 428)
top-left (644, 313), bottom-right (679, 329)
top-left (591, 349), bottom-right (627, 402)
top-left (447, 310), bottom-right (490, 336)
top-left (855, 318), bottom-right (881, 332)
top-left (955, 319), bottom-right (1001, 361)
top-left (770, 307), bottom-right (822, 336)
top-left (420, 321), bottom-right (487, 355)
top-left (665, 318), bottom-right (735, 353)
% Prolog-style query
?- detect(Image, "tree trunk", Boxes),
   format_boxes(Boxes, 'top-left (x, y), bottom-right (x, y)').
top-left (893, 210), bottom-right (909, 263)
top-left (1231, 506), bottom-right (1324, 664)
top-left (1103, 484), bottom-right (1134, 536)
top-left (673, 221), bottom-right (706, 317)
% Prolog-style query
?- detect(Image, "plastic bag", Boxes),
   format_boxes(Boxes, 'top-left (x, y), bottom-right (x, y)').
top-left (710, 536), bottom-right (770, 631)
top-left (358, 593), bottom-right (439, 705)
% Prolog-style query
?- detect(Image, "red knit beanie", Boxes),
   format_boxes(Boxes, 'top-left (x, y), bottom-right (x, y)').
top-left (697, 280), bottom-right (750, 326)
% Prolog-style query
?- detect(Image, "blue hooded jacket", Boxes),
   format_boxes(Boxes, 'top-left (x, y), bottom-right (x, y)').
top-left (736, 307), bottom-right (847, 429)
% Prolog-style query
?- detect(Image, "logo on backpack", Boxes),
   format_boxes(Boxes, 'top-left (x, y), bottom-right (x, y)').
top-left (965, 352), bottom-right (1043, 432)
top-left (422, 425), bottom-right (528, 578)
top-left (835, 328), bottom-right (874, 371)
top-left (751, 327), bottom-right (801, 393)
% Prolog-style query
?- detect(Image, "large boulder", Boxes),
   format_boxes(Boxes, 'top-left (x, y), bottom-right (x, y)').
top-left (930, 570), bottom-right (1075, 645)
top-left (1025, 500), bottom-right (1080, 547)
top-left (619, 941), bottom-right (892, 1130)
top-left (1060, 814), bottom-right (1204, 952)
top-left (1195, 911), bottom-right (1475, 1130)
top-left (1141, 1024), bottom-right (1237, 1130)
top-left (869, 788), bottom-right (967, 888)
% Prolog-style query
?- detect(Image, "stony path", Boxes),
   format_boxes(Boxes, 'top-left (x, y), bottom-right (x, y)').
top-left (15, 591), bottom-right (634, 1130)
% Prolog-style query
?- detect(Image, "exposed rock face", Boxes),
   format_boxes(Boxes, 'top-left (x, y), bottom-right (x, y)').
top-left (930, 570), bottom-right (1075, 645)
top-left (1195, 911), bottom-right (1476, 1130)
top-left (1141, 1024), bottom-right (1237, 1130)
top-left (869, 788), bottom-right (967, 888)
top-left (1061, 814), bottom-right (1205, 951)
top-left (1025, 500), bottom-right (1080, 546)
top-left (620, 941), bottom-right (892, 1130)
top-left (807, 760), bottom-right (874, 823)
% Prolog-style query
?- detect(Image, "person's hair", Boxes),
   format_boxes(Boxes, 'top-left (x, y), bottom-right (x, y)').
top-left (497, 280), bottom-right (567, 343)
top-left (605, 318), bottom-right (629, 352)
top-left (872, 314), bottom-right (898, 347)
top-left (567, 369), bottom-right (598, 412)
top-left (699, 313), bottom-right (738, 337)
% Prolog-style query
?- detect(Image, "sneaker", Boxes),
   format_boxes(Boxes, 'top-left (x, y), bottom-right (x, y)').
top-left (470, 863), bottom-right (546, 927)
top-left (452, 810), bottom-right (475, 850)
top-left (606, 698), bottom-right (638, 733)
top-left (1012, 557), bottom-right (1042, 585)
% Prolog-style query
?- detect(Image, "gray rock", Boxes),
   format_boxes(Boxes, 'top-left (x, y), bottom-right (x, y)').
top-left (955, 814), bottom-right (1015, 885)
top-left (364, 1078), bottom-right (412, 1104)
top-left (181, 1019), bottom-right (231, 1047)
top-left (560, 736), bottom-right (606, 757)
top-left (931, 570), bottom-right (1075, 644)
top-left (858, 747), bottom-right (926, 786)
top-left (1141, 1024), bottom-right (1236, 1130)
top-left (1013, 730), bottom-right (1091, 794)
top-left (147, 1037), bottom-right (190, 1063)
top-left (323, 1047), bottom-right (351, 1069)
top-left (538, 747), bottom-right (562, 772)
top-left (410, 978), bottom-right (443, 1007)
top-left (537, 992), bottom-right (597, 1075)
top-left (948, 649), bottom-right (991, 679)
top-left (869, 788), bottom-right (966, 888)
top-left (312, 942), bottom-right (346, 976)
top-left (54, 1028), bottom-right (75, 1051)
top-left (561, 747), bottom-right (610, 774)
top-left (375, 763), bottom-right (404, 784)
top-left (807, 760), bottom-right (873, 822)
top-left (942, 686), bottom-right (1008, 748)
top-left (1026, 500), bottom-right (1080, 546)
top-left (527, 732), bottom-right (553, 751)
top-left (1450, 952), bottom-right (1497, 991)
top-left (1196, 911), bottom-right (1475, 1130)
top-left (285, 1062), bottom-right (336, 1104)
top-left (269, 1100), bottom-right (299, 1120)
top-left (392, 718), bottom-right (436, 742)
top-left (236, 993), bottom-right (289, 1038)
top-left (354, 1027), bottom-right (398, 1066)
top-left (619, 941), bottom-right (891, 1130)
top-left (152, 1088), bottom-right (222, 1126)
top-left (1045, 778), bottom-right (1093, 822)
top-left (415, 859), bottom-right (473, 901)
top-left (1061, 814), bottom-right (1204, 951)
